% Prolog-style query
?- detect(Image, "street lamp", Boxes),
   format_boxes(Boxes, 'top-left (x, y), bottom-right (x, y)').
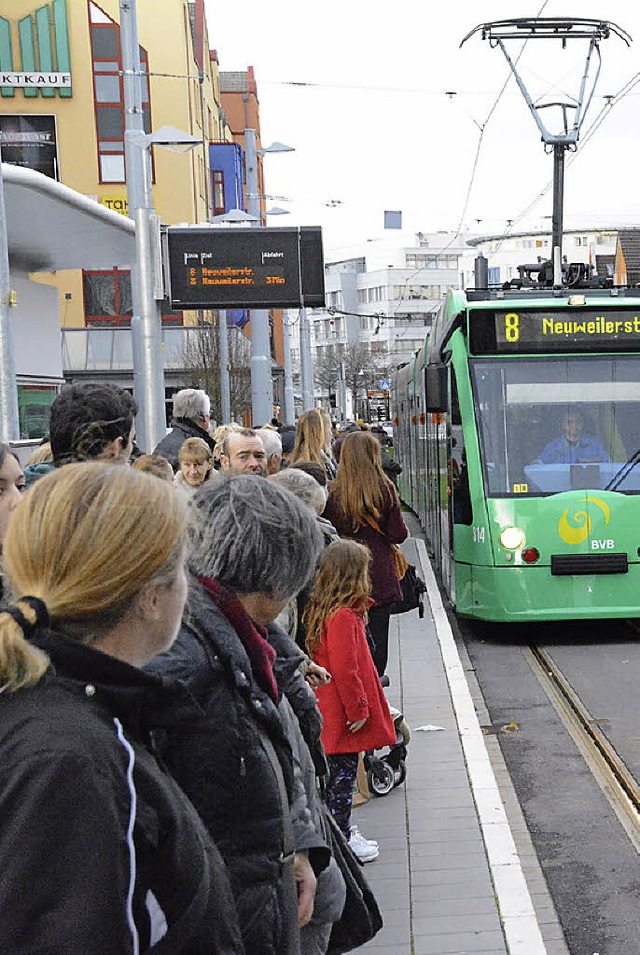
top-left (120, 0), bottom-right (201, 451)
top-left (0, 154), bottom-right (19, 441)
top-left (209, 208), bottom-right (258, 224)
top-left (244, 128), bottom-right (294, 426)
top-left (205, 209), bottom-right (259, 425)
top-left (128, 126), bottom-right (200, 451)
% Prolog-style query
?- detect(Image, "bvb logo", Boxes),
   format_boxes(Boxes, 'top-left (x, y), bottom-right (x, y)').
top-left (558, 497), bottom-right (611, 545)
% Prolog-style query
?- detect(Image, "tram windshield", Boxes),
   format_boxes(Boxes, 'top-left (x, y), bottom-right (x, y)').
top-left (470, 356), bottom-right (640, 496)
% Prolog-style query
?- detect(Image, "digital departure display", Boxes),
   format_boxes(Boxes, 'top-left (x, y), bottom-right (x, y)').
top-left (469, 307), bottom-right (640, 354)
top-left (166, 226), bottom-right (325, 310)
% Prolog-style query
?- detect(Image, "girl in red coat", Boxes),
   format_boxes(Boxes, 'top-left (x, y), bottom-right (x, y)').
top-left (304, 539), bottom-right (397, 860)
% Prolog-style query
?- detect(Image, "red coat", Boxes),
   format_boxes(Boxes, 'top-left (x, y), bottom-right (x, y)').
top-left (313, 605), bottom-right (397, 755)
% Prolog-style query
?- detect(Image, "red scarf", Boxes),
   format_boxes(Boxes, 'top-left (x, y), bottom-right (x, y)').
top-left (198, 577), bottom-right (279, 703)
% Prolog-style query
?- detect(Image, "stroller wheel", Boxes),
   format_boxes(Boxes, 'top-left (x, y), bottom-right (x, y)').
top-left (367, 761), bottom-right (395, 797)
top-left (393, 759), bottom-right (407, 787)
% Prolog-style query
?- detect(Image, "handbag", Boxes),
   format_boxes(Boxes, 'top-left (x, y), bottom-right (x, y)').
top-left (388, 562), bottom-right (427, 617)
top-left (325, 810), bottom-right (383, 953)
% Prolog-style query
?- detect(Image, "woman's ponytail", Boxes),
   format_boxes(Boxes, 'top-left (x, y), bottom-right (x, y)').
top-left (0, 598), bottom-right (50, 693)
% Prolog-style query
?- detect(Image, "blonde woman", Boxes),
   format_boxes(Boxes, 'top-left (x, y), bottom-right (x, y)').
top-left (319, 409), bottom-right (337, 474)
top-left (175, 437), bottom-right (214, 494)
top-left (0, 444), bottom-right (25, 608)
top-left (324, 431), bottom-right (408, 676)
top-left (290, 409), bottom-right (336, 479)
top-left (0, 463), bottom-right (243, 953)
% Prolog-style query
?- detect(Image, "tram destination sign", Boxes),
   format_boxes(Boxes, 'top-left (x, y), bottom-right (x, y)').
top-left (165, 226), bottom-right (325, 310)
top-left (469, 307), bottom-right (640, 354)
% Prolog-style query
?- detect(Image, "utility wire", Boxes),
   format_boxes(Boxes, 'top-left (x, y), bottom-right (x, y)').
top-left (383, 0), bottom-right (550, 320)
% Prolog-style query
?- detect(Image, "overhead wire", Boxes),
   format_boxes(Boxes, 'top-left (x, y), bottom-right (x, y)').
top-left (492, 65), bottom-right (640, 249)
top-left (381, 0), bottom-right (550, 324)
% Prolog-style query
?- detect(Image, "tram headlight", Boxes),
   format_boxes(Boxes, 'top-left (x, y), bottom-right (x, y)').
top-left (499, 526), bottom-right (526, 550)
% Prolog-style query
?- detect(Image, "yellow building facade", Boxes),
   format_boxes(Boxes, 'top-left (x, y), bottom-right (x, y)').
top-left (1, 0), bottom-right (230, 327)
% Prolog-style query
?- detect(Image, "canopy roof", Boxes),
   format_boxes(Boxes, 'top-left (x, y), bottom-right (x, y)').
top-left (2, 164), bottom-right (135, 273)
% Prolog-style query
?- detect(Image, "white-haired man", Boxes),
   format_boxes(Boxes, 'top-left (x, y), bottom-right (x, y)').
top-left (256, 427), bottom-right (283, 475)
top-left (153, 388), bottom-right (214, 471)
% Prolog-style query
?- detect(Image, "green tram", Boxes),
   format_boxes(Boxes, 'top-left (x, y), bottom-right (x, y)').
top-left (392, 285), bottom-right (640, 622)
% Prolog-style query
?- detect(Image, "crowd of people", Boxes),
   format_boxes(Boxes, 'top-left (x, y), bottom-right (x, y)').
top-left (0, 383), bottom-right (408, 954)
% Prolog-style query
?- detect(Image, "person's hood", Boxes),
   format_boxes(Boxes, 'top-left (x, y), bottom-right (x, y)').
top-left (24, 461), bottom-right (56, 487)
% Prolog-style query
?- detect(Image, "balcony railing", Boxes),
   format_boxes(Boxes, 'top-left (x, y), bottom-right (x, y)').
top-left (62, 325), bottom-right (215, 373)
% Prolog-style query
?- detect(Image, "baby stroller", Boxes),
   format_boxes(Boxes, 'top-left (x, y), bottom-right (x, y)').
top-left (363, 681), bottom-right (410, 797)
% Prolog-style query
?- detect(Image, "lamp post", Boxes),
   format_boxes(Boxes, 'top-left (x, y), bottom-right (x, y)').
top-left (282, 313), bottom-right (296, 425)
top-left (0, 153), bottom-right (19, 442)
top-left (263, 205), bottom-right (294, 424)
top-left (120, 0), bottom-right (199, 450)
top-left (244, 128), bottom-right (294, 426)
top-left (299, 307), bottom-right (315, 411)
top-left (209, 208), bottom-right (259, 424)
top-left (129, 126), bottom-right (199, 451)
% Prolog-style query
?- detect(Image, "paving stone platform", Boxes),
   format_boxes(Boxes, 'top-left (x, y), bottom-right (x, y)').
top-left (352, 529), bottom-right (569, 955)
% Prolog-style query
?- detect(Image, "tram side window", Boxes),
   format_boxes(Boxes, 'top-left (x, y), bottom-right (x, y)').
top-left (451, 370), bottom-right (472, 524)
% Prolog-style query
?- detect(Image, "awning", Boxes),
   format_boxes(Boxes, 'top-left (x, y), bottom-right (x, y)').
top-left (2, 163), bottom-right (136, 273)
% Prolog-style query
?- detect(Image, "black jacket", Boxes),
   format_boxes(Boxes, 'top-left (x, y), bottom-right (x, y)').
top-left (0, 628), bottom-right (244, 954)
top-left (146, 581), bottom-right (299, 955)
top-left (153, 418), bottom-right (214, 471)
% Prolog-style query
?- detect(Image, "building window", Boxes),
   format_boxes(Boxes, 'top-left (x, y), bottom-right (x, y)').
top-left (84, 268), bottom-right (132, 326)
top-left (89, 1), bottom-right (151, 184)
top-left (83, 269), bottom-right (184, 326)
top-left (488, 266), bottom-right (500, 284)
top-left (212, 170), bottom-right (225, 215)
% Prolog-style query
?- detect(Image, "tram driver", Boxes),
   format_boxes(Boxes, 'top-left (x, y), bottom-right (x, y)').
top-left (533, 407), bottom-right (609, 465)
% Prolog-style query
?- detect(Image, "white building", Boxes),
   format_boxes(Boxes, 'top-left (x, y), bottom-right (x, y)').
top-left (289, 230), bottom-right (468, 416)
top-left (464, 226), bottom-right (618, 287)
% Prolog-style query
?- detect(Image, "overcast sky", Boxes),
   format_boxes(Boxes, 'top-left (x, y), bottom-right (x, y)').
top-left (204, 1), bottom-right (640, 255)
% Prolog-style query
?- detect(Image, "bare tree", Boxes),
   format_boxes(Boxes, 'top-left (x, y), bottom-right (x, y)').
top-left (314, 345), bottom-right (342, 398)
top-left (342, 342), bottom-right (391, 417)
top-left (182, 316), bottom-right (252, 423)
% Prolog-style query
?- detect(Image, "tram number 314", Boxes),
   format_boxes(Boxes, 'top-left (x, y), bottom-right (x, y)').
top-left (473, 526), bottom-right (485, 543)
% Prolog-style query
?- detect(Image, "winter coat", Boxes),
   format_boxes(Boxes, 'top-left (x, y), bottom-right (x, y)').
top-left (0, 627), bottom-right (244, 955)
top-left (323, 483), bottom-right (408, 606)
top-left (153, 418), bottom-right (214, 471)
top-left (145, 579), bottom-right (301, 955)
top-left (312, 605), bottom-right (397, 755)
top-left (269, 629), bottom-right (346, 939)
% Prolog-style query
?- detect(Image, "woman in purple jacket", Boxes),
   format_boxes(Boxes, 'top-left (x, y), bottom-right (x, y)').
top-left (323, 431), bottom-right (408, 675)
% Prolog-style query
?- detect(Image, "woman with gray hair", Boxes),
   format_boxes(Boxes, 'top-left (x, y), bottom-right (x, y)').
top-left (146, 476), bottom-right (329, 955)
top-left (270, 469), bottom-right (339, 655)
top-left (270, 467), bottom-right (327, 519)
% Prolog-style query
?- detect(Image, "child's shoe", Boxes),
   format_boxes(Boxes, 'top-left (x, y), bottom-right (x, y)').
top-left (350, 824), bottom-right (378, 849)
top-left (348, 826), bottom-right (379, 862)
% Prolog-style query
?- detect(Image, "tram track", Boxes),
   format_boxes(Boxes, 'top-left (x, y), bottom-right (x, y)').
top-left (527, 644), bottom-right (640, 852)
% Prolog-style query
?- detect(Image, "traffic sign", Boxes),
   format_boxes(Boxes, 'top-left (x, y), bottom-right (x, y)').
top-left (380, 379), bottom-right (390, 391)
